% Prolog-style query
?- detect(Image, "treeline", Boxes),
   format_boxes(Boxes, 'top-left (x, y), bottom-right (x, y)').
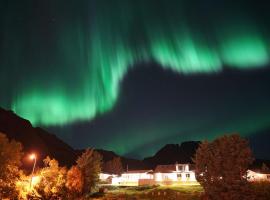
top-left (0, 132), bottom-right (112, 199)
top-left (1, 132), bottom-right (270, 200)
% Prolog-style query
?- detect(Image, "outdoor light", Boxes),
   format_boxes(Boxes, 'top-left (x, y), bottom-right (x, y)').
top-left (29, 153), bottom-right (36, 160)
top-left (29, 153), bottom-right (37, 189)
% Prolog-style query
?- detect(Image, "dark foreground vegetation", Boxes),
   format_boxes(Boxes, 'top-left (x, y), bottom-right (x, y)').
top-left (92, 183), bottom-right (270, 200)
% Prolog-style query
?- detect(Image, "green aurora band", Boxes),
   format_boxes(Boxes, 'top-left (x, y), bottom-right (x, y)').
top-left (0, 0), bottom-right (270, 126)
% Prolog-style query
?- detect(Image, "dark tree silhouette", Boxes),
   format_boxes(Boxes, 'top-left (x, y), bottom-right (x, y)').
top-left (66, 165), bottom-right (83, 198)
top-left (103, 157), bottom-right (123, 175)
top-left (193, 134), bottom-right (254, 200)
top-left (76, 149), bottom-right (102, 194)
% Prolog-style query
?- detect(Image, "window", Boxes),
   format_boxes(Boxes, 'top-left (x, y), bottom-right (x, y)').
top-left (186, 174), bottom-right (190, 178)
top-left (267, 175), bottom-right (270, 179)
top-left (177, 174), bottom-right (182, 178)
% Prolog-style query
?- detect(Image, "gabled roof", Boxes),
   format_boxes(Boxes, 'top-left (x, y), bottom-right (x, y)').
top-left (248, 169), bottom-right (270, 175)
top-left (123, 170), bottom-right (153, 174)
top-left (154, 163), bottom-right (195, 173)
top-left (154, 164), bottom-right (176, 173)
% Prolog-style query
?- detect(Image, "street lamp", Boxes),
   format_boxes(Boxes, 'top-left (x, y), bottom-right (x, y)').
top-left (29, 153), bottom-right (37, 189)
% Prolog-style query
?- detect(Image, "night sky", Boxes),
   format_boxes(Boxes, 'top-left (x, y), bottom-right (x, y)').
top-left (1, 0), bottom-right (270, 159)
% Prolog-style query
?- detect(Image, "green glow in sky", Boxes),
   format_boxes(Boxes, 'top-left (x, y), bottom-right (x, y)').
top-left (0, 0), bottom-right (269, 126)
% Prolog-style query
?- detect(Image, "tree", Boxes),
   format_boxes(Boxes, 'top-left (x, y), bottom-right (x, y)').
top-left (103, 157), bottom-right (123, 175)
top-left (193, 134), bottom-right (254, 200)
top-left (0, 132), bottom-right (23, 199)
top-left (261, 163), bottom-right (270, 173)
top-left (36, 156), bottom-right (67, 199)
top-left (76, 149), bottom-right (102, 194)
top-left (66, 165), bottom-right (83, 198)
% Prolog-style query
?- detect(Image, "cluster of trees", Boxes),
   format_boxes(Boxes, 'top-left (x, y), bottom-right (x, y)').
top-left (0, 132), bottom-right (103, 200)
top-left (194, 134), bottom-right (270, 200)
top-left (1, 130), bottom-right (270, 200)
top-left (103, 157), bottom-right (123, 175)
top-left (0, 133), bottom-right (23, 199)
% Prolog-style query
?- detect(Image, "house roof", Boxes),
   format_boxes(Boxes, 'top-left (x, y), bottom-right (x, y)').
top-left (248, 169), bottom-right (270, 175)
top-left (123, 170), bottom-right (153, 174)
top-left (154, 164), bottom-right (176, 173)
top-left (154, 164), bottom-right (195, 173)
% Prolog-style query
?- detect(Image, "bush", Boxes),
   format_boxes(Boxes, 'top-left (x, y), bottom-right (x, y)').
top-left (0, 132), bottom-right (23, 199)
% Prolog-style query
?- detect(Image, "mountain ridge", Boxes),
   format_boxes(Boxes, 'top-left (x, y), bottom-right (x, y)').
top-left (0, 107), bottom-right (269, 170)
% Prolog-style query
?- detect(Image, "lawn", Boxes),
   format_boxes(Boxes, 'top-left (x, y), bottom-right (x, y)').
top-left (92, 184), bottom-right (203, 200)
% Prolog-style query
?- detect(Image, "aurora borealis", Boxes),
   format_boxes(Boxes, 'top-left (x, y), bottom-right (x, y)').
top-left (1, 0), bottom-right (270, 158)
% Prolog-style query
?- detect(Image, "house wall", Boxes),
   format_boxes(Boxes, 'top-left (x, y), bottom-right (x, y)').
top-left (155, 172), bottom-right (177, 182)
top-left (102, 164), bottom-right (198, 186)
top-left (112, 173), bottom-right (154, 186)
top-left (247, 170), bottom-right (270, 182)
top-left (100, 173), bottom-right (111, 181)
top-left (112, 176), bottom-right (123, 185)
top-left (138, 179), bottom-right (155, 186)
top-left (122, 173), bottom-right (153, 181)
top-left (154, 171), bottom-right (197, 184)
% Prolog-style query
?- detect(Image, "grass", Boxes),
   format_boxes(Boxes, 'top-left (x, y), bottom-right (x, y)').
top-left (91, 182), bottom-right (270, 199)
top-left (92, 184), bottom-right (203, 200)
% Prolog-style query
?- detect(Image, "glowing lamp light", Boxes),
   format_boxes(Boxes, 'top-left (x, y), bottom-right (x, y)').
top-left (29, 153), bottom-right (36, 160)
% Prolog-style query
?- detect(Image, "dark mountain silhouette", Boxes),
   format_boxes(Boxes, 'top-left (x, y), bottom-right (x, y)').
top-left (76, 149), bottom-right (149, 170)
top-left (143, 141), bottom-right (200, 168)
top-left (95, 149), bottom-right (149, 170)
top-left (0, 107), bottom-right (149, 169)
top-left (0, 107), bottom-right (269, 171)
top-left (0, 107), bottom-right (77, 167)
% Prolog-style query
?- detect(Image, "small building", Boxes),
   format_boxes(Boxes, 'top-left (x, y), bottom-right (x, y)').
top-left (154, 164), bottom-right (197, 185)
top-left (119, 170), bottom-right (154, 186)
top-left (101, 163), bottom-right (198, 186)
top-left (99, 173), bottom-right (112, 181)
top-left (247, 170), bottom-right (270, 182)
top-left (99, 173), bottom-right (118, 184)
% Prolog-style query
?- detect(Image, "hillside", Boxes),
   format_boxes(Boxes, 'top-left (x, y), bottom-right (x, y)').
top-left (1, 107), bottom-right (268, 171)
top-left (0, 107), bottom-right (77, 167)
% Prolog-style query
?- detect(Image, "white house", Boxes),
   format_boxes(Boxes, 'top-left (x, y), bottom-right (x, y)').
top-left (112, 170), bottom-right (154, 186)
top-left (99, 173), bottom-right (119, 184)
top-left (101, 163), bottom-right (270, 186)
top-left (154, 164), bottom-right (197, 185)
top-left (99, 173), bottom-right (113, 181)
top-left (247, 170), bottom-right (270, 182)
top-left (104, 163), bottom-right (198, 186)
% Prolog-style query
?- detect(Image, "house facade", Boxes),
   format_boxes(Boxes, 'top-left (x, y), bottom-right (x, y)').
top-left (99, 173), bottom-right (115, 181)
top-left (101, 164), bottom-right (270, 186)
top-left (116, 170), bottom-right (154, 186)
top-left (105, 163), bottom-right (198, 186)
top-left (247, 170), bottom-right (270, 182)
top-left (154, 164), bottom-right (197, 185)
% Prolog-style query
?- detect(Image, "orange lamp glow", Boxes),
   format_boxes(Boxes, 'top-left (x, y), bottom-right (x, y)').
top-left (29, 153), bottom-right (36, 160)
